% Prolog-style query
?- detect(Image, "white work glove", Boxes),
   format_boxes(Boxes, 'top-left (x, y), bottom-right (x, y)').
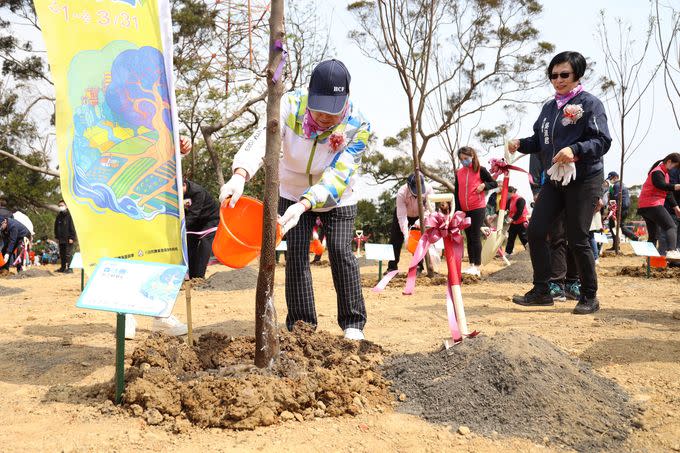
top-left (219, 173), bottom-right (246, 208)
top-left (312, 230), bottom-right (319, 240)
top-left (3, 254), bottom-right (8, 263)
top-left (278, 202), bottom-right (307, 235)
top-left (561, 162), bottom-right (576, 186)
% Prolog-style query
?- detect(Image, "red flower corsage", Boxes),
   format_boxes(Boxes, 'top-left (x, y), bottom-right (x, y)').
top-left (328, 133), bottom-right (345, 152)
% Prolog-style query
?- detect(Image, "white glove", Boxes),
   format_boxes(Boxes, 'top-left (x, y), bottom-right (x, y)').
top-left (561, 162), bottom-right (576, 186)
top-left (413, 219), bottom-right (421, 229)
top-left (3, 254), bottom-right (8, 263)
top-left (278, 202), bottom-right (307, 235)
top-left (312, 230), bottom-right (319, 240)
top-left (219, 173), bottom-right (246, 208)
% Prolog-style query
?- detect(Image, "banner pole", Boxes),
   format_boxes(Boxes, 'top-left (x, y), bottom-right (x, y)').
top-left (646, 257), bottom-right (651, 278)
top-left (114, 313), bottom-right (125, 404)
top-left (378, 260), bottom-right (383, 282)
top-left (186, 281), bottom-right (193, 346)
top-left (80, 269), bottom-right (84, 292)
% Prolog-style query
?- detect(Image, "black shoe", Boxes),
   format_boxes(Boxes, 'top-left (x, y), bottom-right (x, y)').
top-left (56, 268), bottom-right (65, 273)
top-left (573, 295), bottom-right (599, 314)
top-left (64, 268), bottom-right (74, 274)
top-left (512, 287), bottom-right (554, 307)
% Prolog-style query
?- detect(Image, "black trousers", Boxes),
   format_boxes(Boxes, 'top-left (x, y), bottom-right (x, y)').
top-left (58, 242), bottom-right (73, 270)
top-left (608, 209), bottom-right (637, 245)
top-left (638, 206), bottom-right (677, 255)
top-left (505, 223), bottom-right (528, 254)
top-left (549, 214), bottom-right (579, 284)
top-left (463, 207), bottom-right (486, 266)
top-left (528, 171), bottom-right (603, 298)
top-left (387, 211), bottom-right (421, 271)
top-left (279, 197), bottom-right (366, 331)
top-left (187, 229), bottom-right (216, 279)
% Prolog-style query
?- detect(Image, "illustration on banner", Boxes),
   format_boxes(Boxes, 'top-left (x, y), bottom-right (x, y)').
top-left (68, 41), bottom-right (179, 221)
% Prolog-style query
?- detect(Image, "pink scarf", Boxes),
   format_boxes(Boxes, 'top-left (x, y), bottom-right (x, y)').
top-left (302, 102), bottom-right (350, 138)
top-left (555, 84), bottom-right (583, 109)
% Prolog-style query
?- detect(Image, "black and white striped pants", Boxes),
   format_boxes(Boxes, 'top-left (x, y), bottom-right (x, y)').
top-left (279, 197), bottom-right (366, 331)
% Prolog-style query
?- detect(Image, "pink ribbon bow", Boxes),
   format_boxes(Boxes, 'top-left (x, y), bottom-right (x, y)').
top-left (374, 211), bottom-right (477, 343)
top-left (489, 158), bottom-right (534, 185)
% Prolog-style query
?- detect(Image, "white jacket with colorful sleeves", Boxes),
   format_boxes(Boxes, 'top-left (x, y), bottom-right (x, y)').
top-left (232, 89), bottom-right (372, 211)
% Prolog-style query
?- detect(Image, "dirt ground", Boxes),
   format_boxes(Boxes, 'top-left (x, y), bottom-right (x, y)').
top-left (1, 243), bottom-right (679, 452)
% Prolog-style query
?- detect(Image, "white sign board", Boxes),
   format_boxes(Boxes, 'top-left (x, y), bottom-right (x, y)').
top-left (70, 252), bottom-right (83, 269)
top-left (593, 233), bottom-right (610, 244)
top-left (276, 240), bottom-right (287, 252)
top-left (76, 258), bottom-right (187, 317)
top-left (630, 241), bottom-right (660, 257)
top-left (364, 243), bottom-right (395, 261)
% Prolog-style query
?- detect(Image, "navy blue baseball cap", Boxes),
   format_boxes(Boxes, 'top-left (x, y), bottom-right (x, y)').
top-left (407, 173), bottom-right (425, 196)
top-left (607, 171), bottom-right (619, 180)
top-left (308, 59), bottom-right (351, 115)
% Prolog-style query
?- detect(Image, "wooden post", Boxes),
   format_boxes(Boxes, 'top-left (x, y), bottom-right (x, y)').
top-left (185, 281), bottom-right (194, 346)
top-left (254, 0), bottom-right (284, 369)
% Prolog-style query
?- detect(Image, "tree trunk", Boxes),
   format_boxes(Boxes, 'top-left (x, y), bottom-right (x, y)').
top-left (615, 92), bottom-right (625, 254)
top-left (200, 127), bottom-right (226, 187)
top-left (254, 0), bottom-right (284, 369)
top-left (408, 113), bottom-right (433, 277)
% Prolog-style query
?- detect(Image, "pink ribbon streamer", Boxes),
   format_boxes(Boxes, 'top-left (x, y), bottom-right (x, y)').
top-left (489, 158), bottom-right (534, 185)
top-left (374, 211), bottom-right (476, 343)
top-left (187, 226), bottom-right (218, 239)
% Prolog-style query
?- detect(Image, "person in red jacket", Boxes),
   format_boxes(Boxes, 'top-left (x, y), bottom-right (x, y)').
top-left (637, 153), bottom-right (680, 258)
top-left (454, 146), bottom-right (498, 276)
top-left (504, 186), bottom-right (528, 255)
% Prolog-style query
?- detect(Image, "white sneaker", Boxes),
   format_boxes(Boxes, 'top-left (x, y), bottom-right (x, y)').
top-left (343, 328), bottom-right (365, 341)
top-left (125, 314), bottom-right (137, 340)
top-left (666, 250), bottom-right (680, 260)
top-left (152, 315), bottom-right (188, 336)
top-left (462, 266), bottom-right (480, 277)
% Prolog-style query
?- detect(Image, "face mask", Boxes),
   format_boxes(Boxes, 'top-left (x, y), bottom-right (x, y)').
top-left (461, 158), bottom-right (472, 167)
top-left (58, 206), bottom-right (66, 212)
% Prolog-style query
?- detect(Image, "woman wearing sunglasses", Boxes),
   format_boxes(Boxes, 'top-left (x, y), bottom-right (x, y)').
top-left (506, 51), bottom-right (612, 315)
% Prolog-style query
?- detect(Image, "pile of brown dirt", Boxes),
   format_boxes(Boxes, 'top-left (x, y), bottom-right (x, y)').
top-left (123, 322), bottom-right (391, 429)
top-left (486, 251), bottom-right (532, 283)
top-left (385, 331), bottom-right (637, 452)
top-left (8, 268), bottom-right (55, 279)
top-left (361, 272), bottom-right (479, 289)
top-left (617, 265), bottom-right (680, 279)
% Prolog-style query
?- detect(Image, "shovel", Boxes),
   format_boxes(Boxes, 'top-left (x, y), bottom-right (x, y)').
top-left (480, 143), bottom-right (523, 265)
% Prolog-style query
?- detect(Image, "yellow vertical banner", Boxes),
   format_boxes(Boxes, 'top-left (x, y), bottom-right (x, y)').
top-left (34, 0), bottom-right (185, 273)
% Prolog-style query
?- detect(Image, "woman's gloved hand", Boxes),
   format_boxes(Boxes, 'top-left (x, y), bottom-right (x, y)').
top-left (219, 173), bottom-right (246, 208)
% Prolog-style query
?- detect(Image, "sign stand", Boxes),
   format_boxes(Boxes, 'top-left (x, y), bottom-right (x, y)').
top-left (185, 282), bottom-right (194, 346)
top-left (70, 252), bottom-right (85, 292)
top-left (364, 243), bottom-right (395, 283)
top-left (115, 313), bottom-right (126, 404)
top-left (76, 258), bottom-right (187, 405)
top-left (629, 241), bottom-right (661, 279)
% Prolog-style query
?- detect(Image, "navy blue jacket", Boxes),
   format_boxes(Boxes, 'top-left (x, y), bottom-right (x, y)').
top-left (2, 218), bottom-right (30, 253)
top-left (519, 91), bottom-right (612, 180)
top-left (609, 182), bottom-right (630, 211)
top-left (666, 167), bottom-right (680, 211)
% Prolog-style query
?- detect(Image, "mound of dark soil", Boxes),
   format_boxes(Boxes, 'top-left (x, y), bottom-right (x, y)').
top-left (8, 268), bottom-right (55, 279)
top-left (0, 286), bottom-right (24, 296)
top-left (486, 251), bottom-right (532, 283)
top-left (193, 267), bottom-right (258, 291)
top-left (617, 265), bottom-right (680, 279)
top-left (123, 322), bottom-right (391, 429)
top-left (385, 331), bottom-right (637, 452)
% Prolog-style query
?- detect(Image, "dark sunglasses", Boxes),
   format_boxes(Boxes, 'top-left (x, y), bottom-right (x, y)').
top-left (549, 71), bottom-right (573, 80)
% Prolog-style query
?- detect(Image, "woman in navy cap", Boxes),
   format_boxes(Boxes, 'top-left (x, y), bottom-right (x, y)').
top-left (219, 59), bottom-right (372, 340)
top-left (386, 173), bottom-right (434, 274)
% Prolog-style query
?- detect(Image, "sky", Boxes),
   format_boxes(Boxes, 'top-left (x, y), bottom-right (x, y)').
top-left (316, 0), bottom-right (680, 202)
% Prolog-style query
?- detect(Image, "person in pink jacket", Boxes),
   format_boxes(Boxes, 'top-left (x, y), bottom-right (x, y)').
top-left (386, 173), bottom-right (434, 273)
